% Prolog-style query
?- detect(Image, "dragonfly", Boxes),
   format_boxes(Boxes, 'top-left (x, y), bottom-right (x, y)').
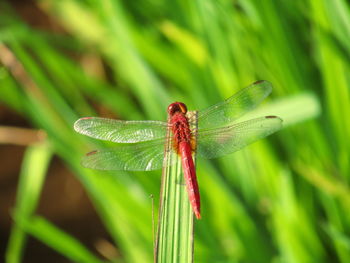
top-left (74, 80), bottom-right (282, 219)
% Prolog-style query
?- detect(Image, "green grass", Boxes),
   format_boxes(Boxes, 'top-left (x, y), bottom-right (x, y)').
top-left (156, 111), bottom-right (197, 263)
top-left (6, 142), bottom-right (52, 263)
top-left (1, 0), bottom-right (350, 262)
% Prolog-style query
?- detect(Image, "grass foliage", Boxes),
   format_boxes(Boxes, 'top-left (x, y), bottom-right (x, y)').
top-left (156, 111), bottom-right (197, 263)
top-left (1, 0), bottom-right (350, 262)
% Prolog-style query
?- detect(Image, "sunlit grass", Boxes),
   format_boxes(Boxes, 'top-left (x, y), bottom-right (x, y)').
top-left (0, 0), bottom-right (349, 262)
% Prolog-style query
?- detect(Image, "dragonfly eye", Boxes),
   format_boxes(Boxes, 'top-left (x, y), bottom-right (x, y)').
top-left (167, 102), bottom-right (187, 115)
top-left (178, 102), bottom-right (187, 114)
top-left (167, 104), bottom-right (176, 115)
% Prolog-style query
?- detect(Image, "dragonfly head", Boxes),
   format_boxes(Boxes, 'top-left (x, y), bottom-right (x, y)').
top-left (167, 102), bottom-right (187, 116)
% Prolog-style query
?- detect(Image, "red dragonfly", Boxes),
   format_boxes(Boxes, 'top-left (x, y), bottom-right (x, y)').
top-left (74, 80), bottom-right (282, 219)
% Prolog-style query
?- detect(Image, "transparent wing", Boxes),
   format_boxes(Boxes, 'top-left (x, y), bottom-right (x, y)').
top-left (81, 139), bottom-right (174, 171)
top-left (196, 116), bottom-right (282, 159)
top-left (196, 80), bottom-right (272, 129)
top-left (74, 117), bottom-right (168, 143)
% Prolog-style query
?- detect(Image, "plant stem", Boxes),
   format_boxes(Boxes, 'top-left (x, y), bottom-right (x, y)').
top-left (155, 111), bottom-right (197, 263)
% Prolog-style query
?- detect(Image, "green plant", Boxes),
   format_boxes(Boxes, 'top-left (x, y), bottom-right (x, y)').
top-left (1, 0), bottom-right (349, 262)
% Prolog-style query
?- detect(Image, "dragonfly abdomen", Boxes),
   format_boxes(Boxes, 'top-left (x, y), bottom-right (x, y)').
top-left (179, 141), bottom-right (201, 219)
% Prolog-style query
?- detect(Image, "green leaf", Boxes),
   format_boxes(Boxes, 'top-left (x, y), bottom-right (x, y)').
top-left (18, 216), bottom-right (106, 263)
top-left (6, 142), bottom-right (52, 263)
top-left (156, 111), bottom-right (197, 263)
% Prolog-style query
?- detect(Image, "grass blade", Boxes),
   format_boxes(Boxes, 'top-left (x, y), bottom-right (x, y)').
top-left (155, 111), bottom-right (197, 263)
top-left (18, 216), bottom-right (106, 263)
top-left (5, 142), bottom-right (52, 263)
top-left (18, 216), bottom-right (103, 263)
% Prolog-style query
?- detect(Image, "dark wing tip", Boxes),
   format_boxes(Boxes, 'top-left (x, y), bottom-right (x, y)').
top-left (265, 115), bottom-right (283, 123)
top-left (86, 150), bottom-right (98, 156)
top-left (253, 80), bottom-right (266, 84)
top-left (250, 80), bottom-right (273, 95)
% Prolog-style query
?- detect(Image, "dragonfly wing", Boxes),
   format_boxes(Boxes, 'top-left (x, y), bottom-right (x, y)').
top-left (81, 139), bottom-right (174, 171)
top-left (196, 116), bottom-right (282, 159)
top-left (196, 80), bottom-right (272, 129)
top-left (74, 117), bottom-right (168, 143)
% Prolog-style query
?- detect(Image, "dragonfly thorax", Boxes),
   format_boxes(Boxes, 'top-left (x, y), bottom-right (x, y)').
top-left (170, 113), bottom-right (192, 150)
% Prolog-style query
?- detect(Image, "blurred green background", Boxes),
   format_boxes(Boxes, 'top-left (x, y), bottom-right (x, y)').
top-left (1, 0), bottom-right (349, 262)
